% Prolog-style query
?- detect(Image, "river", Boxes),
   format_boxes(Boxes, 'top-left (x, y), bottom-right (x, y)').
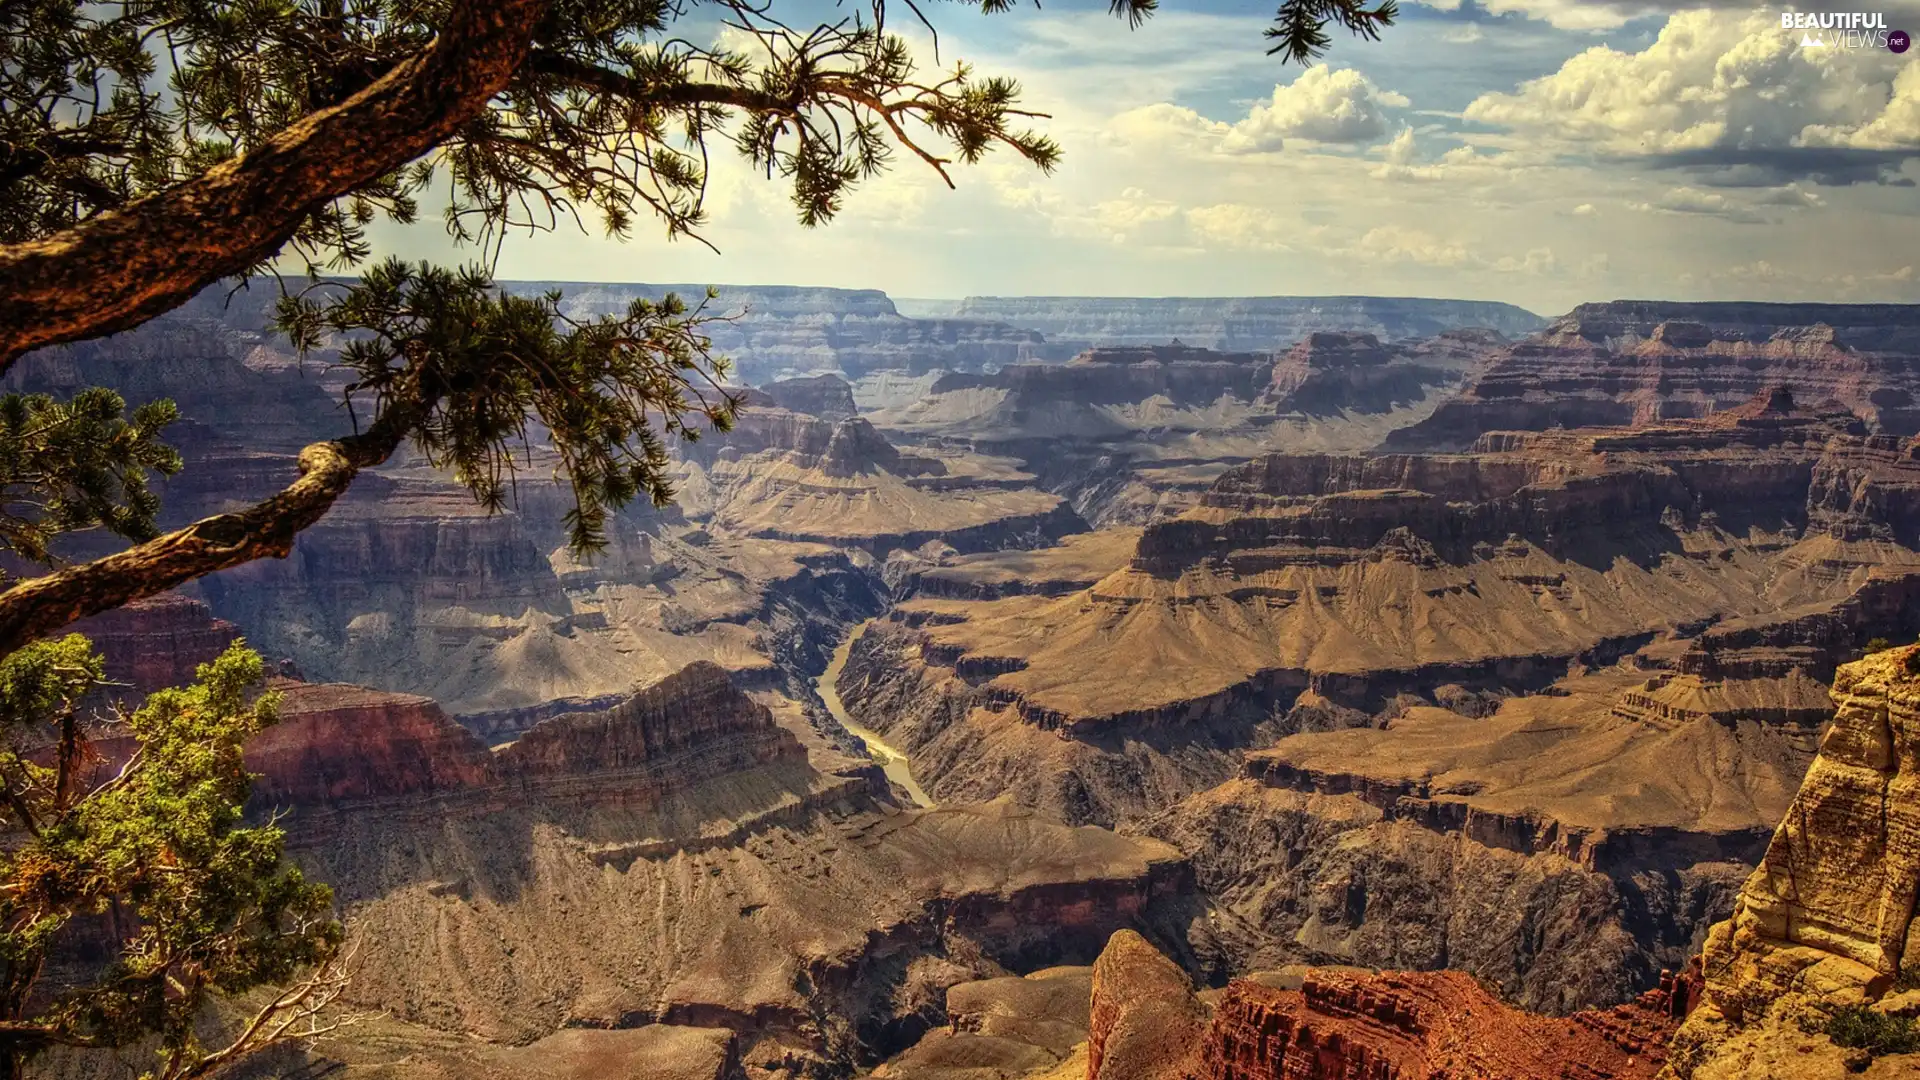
top-left (817, 620), bottom-right (934, 808)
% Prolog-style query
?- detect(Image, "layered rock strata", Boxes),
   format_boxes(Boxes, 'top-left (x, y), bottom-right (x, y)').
top-left (872, 335), bottom-right (1504, 526)
top-left (681, 405), bottom-right (1082, 556)
top-left (184, 658), bottom-right (1191, 1076)
top-left (1388, 303), bottom-right (1920, 449)
top-left (1079, 930), bottom-right (1691, 1080)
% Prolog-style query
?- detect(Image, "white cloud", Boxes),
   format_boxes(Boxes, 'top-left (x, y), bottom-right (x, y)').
top-left (1461, 10), bottom-right (1920, 180)
top-left (1186, 204), bottom-right (1298, 252)
top-left (1628, 185), bottom-right (1771, 223)
top-left (1571, 202), bottom-right (1599, 216)
top-left (1222, 66), bottom-right (1411, 151)
top-left (1103, 103), bottom-right (1230, 149)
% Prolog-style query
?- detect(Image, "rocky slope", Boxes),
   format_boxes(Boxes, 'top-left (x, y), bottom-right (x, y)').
top-left (905, 295), bottom-right (1545, 351)
top-left (1388, 302), bottom-right (1920, 450)
top-left (1663, 644), bottom-right (1920, 1079)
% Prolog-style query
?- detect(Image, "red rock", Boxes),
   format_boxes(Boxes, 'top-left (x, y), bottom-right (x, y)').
top-left (1086, 930), bottom-right (1208, 1080)
top-left (67, 591), bottom-right (239, 696)
top-left (241, 661), bottom-right (805, 809)
top-left (245, 679), bottom-right (494, 805)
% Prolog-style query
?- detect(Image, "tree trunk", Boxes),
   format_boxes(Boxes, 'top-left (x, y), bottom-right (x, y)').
top-left (0, 1), bottom-right (551, 370)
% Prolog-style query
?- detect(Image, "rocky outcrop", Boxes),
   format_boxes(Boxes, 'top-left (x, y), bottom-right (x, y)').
top-left (1264, 331), bottom-right (1483, 416)
top-left (1086, 930), bottom-right (1208, 1080)
top-left (1079, 931), bottom-right (1689, 1080)
top-left (243, 662), bottom-right (807, 810)
top-left (1388, 302), bottom-right (1920, 450)
top-left (1193, 968), bottom-right (1686, 1080)
top-left (925, 296), bottom-right (1545, 351)
top-left (1664, 645), bottom-right (1920, 1078)
top-left (761, 373), bottom-right (860, 420)
top-left (67, 592), bottom-right (240, 698)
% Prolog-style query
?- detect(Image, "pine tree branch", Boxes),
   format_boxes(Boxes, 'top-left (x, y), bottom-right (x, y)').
top-left (526, 53), bottom-right (802, 115)
top-left (0, 1), bottom-right (553, 371)
top-left (0, 401), bottom-right (425, 658)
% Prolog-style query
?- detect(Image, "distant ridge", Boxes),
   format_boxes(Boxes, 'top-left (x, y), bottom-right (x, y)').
top-left (913, 294), bottom-right (1547, 349)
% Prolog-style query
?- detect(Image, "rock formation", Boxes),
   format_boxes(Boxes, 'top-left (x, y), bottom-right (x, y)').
top-left (1388, 302), bottom-right (1920, 450)
top-left (110, 655), bottom-right (1201, 1079)
top-left (1663, 644), bottom-right (1920, 1078)
top-left (682, 402), bottom-right (1083, 556)
top-left (1074, 931), bottom-right (1692, 1080)
top-left (761, 373), bottom-right (860, 420)
top-left (1086, 930), bottom-right (1210, 1080)
top-left (66, 592), bottom-right (240, 698)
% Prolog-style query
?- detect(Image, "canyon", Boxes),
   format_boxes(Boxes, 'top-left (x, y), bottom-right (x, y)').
top-left (23, 290), bottom-right (1920, 1080)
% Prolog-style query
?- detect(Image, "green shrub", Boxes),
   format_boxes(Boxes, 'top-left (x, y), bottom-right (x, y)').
top-left (1825, 1005), bottom-right (1920, 1058)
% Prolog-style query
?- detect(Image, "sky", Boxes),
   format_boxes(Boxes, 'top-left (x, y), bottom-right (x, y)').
top-left (370, 1), bottom-right (1920, 316)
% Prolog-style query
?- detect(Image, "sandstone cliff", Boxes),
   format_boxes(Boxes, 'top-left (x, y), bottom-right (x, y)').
top-left (1663, 645), bottom-right (1920, 1078)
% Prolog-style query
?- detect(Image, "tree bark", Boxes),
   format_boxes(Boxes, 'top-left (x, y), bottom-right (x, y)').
top-left (0, 1), bottom-right (552, 370)
top-left (0, 408), bottom-right (419, 658)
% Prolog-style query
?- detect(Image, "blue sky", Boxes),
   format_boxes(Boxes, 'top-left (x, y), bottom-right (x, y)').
top-left (368, 1), bottom-right (1920, 315)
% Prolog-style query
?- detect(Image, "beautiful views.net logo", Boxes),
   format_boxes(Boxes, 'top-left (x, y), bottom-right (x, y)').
top-left (1779, 10), bottom-right (1910, 51)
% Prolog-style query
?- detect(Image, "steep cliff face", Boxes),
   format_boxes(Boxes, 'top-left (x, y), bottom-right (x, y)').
top-left (246, 680), bottom-right (497, 806)
top-left (1388, 302), bottom-right (1920, 450)
top-left (934, 295), bottom-right (1546, 350)
top-left (241, 662), bottom-right (807, 810)
top-left (1664, 645), bottom-right (1920, 1078)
